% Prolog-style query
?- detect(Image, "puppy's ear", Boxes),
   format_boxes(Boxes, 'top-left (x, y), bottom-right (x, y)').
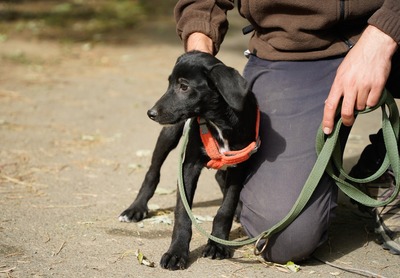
top-left (208, 64), bottom-right (249, 111)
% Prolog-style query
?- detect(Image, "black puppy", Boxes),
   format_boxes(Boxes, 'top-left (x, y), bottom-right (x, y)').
top-left (121, 51), bottom-right (259, 270)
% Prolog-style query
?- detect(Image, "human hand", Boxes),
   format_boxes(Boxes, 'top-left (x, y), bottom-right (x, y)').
top-left (186, 32), bottom-right (213, 54)
top-left (322, 25), bottom-right (398, 135)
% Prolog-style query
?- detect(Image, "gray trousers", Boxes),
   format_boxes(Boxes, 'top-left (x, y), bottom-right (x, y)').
top-left (240, 56), bottom-right (344, 263)
top-left (240, 52), bottom-right (400, 263)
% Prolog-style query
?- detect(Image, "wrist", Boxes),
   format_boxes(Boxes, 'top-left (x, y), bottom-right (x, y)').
top-left (186, 32), bottom-right (214, 54)
top-left (364, 25), bottom-right (398, 59)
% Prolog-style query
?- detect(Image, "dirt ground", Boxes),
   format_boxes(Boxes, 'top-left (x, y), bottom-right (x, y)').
top-left (1, 15), bottom-right (400, 278)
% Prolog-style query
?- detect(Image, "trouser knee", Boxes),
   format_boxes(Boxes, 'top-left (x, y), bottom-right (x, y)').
top-left (260, 226), bottom-right (329, 263)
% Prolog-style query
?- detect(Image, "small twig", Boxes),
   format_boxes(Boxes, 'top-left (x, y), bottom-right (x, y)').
top-left (230, 264), bottom-right (258, 277)
top-left (5, 252), bottom-right (23, 258)
top-left (74, 193), bottom-right (98, 198)
top-left (0, 267), bottom-right (16, 273)
top-left (31, 204), bottom-right (94, 209)
top-left (58, 165), bottom-right (69, 172)
top-left (0, 175), bottom-right (47, 188)
top-left (313, 256), bottom-right (387, 278)
top-left (118, 250), bottom-right (136, 260)
top-left (258, 259), bottom-right (291, 273)
top-left (1, 175), bottom-right (26, 185)
top-left (43, 232), bottom-right (51, 243)
top-left (54, 241), bottom-right (66, 256)
top-left (113, 163), bottom-right (120, 171)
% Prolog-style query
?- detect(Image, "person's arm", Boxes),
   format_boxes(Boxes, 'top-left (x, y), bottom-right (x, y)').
top-left (186, 32), bottom-right (213, 54)
top-left (322, 0), bottom-right (400, 135)
top-left (174, 0), bottom-right (234, 54)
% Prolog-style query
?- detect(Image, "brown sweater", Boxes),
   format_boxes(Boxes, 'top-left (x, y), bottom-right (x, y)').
top-left (175, 0), bottom-right (400, 60)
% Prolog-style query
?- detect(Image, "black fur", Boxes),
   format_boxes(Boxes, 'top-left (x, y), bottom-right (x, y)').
top-left (119, 51), bottom-right (258, 270)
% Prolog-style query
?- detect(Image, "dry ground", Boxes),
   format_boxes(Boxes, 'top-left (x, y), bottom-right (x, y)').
top-left (1, 13), bottom-right (400, 278)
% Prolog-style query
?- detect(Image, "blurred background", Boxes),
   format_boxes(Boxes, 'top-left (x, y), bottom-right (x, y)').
top-left (0, 0), bottom-right (179, 44)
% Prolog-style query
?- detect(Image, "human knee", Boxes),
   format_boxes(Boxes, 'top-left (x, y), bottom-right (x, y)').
top-left (259, 216), bottom-right (330, 264)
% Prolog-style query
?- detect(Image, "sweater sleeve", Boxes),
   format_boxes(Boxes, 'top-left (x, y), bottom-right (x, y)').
top-left (174, 0), bottom-right (235, 54)
top-left (368, 0), bottom-right (400, 44)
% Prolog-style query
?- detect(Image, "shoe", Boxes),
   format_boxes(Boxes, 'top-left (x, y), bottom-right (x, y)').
top-left (349, 130), bottom-right (400, 255)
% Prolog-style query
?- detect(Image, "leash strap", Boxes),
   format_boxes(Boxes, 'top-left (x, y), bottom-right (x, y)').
top-left (177, 89), bottom-right (400, 251)
top-left (319, 89), bottom-right (400, 207)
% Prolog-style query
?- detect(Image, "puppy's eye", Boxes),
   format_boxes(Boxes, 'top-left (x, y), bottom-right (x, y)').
top-left (180, 84), bottom-right (189, 91)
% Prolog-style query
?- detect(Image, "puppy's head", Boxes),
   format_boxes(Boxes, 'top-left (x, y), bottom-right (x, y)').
top-left (147, 51), bottom-right (249, 125)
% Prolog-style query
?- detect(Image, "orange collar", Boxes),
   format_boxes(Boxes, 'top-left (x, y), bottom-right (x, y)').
top-left (198, 108), bottom-right (261, 170)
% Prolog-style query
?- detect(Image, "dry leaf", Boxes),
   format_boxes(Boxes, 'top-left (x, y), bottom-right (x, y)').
top-left (154, 187), bottom-right (176, 195)
top-left (285, 261), bottom-right (300, 272)
top-left (135, 249), bottom-right (155, 267)
top-left (194, 215), bottom-right (214, 223)
top-left (81, 135), bottom-right (96, 141)
top-left (127, 163), bottom-right (143, 171)
top-left (135, 149), bottom-right (151, 157)
top-left (144, 215), bottom-right (172, 225)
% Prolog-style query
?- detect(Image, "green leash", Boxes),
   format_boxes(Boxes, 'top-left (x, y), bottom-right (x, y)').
top-left (318, 89), bottom-right (400, 207)
top-left (177, 89), bottom-right (400, 253)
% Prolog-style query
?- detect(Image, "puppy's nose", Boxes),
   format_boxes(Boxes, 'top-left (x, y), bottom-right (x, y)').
top-left (147, 109), bottom-right (158, 120)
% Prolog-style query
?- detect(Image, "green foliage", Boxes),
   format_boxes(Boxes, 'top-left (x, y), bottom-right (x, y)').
top-left (44, 1), bottom-right (145, 29)
top-left (139, 0), bottom-right (177, 17)
top-left (0, 0), bottom-right (177, 42)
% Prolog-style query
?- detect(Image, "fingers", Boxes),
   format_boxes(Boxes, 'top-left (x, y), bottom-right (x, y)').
top-left (323, 87), bottom-right (366, 135)
top-left (323, 86), bottom-right (384, 135)
top-left (323, 87), bottom-right (341, 135)
top-left (366, 85), bottom-right (384, 108)
top-left (355, 90), bottom-right (368, 110)
top-left (323, 78), bottom-right (371, 135)
top-left (340, 88), bottom-right (357, 127)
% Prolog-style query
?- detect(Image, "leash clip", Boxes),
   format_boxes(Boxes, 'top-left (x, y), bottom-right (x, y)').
top-left (254, 234), bottom-right (269, 256)
top-left (250, 137), bottom-right (261, 156)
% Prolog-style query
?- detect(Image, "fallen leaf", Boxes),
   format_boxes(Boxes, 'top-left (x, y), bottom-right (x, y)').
top-left (286, 261), bottom-right (300, 272)
top-left (154, 187), bottom-right (176, 195)
top-left (135, 149), bottom-right (151, 157)
top-left (135, 249), bottom-right (155, 267)
top-left (194, 215), bottom-right (214, 223)
top-left (260, 260), bottom-right (301, 273)
top-left (81, 135), bottom-right (96, 141)
top-left (152, 209), bottom-right (173, 216)
top-left (144, 215), bottom-right (172, 225)
top-left (127, 163), bottom-right (143, 171)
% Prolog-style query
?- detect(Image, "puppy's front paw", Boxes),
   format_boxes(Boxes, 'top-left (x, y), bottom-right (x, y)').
top-left (202, 240), bottom-right (232, 260)
top-left (160, 252), bottom-right (188, 270)
top-left (118, 203), bottom-right (148, 222)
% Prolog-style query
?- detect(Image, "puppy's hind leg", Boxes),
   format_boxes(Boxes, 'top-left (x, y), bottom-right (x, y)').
top-left (119, 123), bottom-right (184, 222)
